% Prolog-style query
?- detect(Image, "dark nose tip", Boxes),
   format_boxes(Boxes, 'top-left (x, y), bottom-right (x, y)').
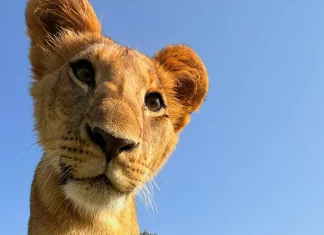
top-left (87, 126), bottom-right (137, 162)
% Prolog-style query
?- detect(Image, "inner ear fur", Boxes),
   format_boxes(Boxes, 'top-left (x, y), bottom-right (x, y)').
top-left (26, 0), bottom-right (101, 79)
top-left (153, 45), bottom-right (209, 132)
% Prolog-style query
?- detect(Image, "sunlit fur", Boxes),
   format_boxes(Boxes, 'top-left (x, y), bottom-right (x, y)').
top-left (26, 0), bottom-right (209, 234)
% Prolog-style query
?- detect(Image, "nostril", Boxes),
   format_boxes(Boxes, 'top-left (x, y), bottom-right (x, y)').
top-left (87, 125), bottom-right (106, 149)
top-left (119, 141), bottom-right (137, 152)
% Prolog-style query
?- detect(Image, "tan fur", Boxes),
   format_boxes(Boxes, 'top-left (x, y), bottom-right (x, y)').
top-left (25, 0), bottom-right (209, 234)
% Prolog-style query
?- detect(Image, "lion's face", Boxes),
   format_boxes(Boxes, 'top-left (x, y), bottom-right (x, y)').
top-left (26, 0), bottom-right (208, 212)
top-left (32, 42), bottom-right (178, 210)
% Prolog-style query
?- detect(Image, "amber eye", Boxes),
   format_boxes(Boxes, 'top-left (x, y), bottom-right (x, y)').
top-left (145, 93), bottom-right (164, 112)
top-left (70, 59), bottom-right (95, 88)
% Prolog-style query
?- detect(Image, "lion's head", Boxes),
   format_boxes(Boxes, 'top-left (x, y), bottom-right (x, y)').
top-left (26, 0), bottom-right (208, 212)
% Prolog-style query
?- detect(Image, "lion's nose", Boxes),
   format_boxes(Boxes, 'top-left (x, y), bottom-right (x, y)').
top-left (87, 126), bottom-right (137, 163)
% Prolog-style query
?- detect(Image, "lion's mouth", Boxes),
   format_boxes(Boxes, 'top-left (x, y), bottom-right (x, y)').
top-left (62, 172), bottom-right (111, 186)
top-left (70, 174), bottom-right (111, 185)
top-left (59, 160), bottom-right (111, 186)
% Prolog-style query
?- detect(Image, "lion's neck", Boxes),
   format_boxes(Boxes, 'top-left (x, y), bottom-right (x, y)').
top-left (28, 161), bottom-right (139, 235)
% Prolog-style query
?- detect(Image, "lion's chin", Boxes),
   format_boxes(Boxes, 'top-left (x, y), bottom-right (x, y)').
top-left (62, 176), bottom-right (127, 213)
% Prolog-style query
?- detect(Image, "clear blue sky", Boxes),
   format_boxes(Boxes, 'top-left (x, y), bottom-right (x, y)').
top-left (1, 0), bottom-right (324, 234)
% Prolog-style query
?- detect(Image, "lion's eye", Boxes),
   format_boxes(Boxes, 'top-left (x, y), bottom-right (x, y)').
top-left (70, 60), bottom-right (95, 87)
top-left (145, 93), bottom-right (164, 112)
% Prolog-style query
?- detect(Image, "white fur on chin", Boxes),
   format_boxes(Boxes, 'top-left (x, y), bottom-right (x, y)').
top-left (62, 180), bottom-right (126, 213)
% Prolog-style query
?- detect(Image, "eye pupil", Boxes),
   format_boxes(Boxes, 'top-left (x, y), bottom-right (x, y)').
top-left (149, 97), bottom-right (160, 109)
top-left (145, 93), bottom-right (164, 112)
top-left (77, 69), bottom-right (92, 82)
top-left (70, 59), bottom-right (95, 87)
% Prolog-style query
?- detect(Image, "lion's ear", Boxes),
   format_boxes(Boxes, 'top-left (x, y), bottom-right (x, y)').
top-left (153, 45), bottom-right (209, 132)
top-left (26, 0), bottom-right (101, 79)
top-left (26, 0), bottom-right (101, 46)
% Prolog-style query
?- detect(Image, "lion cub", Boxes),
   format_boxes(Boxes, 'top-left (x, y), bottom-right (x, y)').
top-left (25, 0), bottom-right (208, 234)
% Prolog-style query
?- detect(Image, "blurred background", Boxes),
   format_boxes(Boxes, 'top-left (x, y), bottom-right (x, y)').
top-left (1, 0), bottom-right (324, 234)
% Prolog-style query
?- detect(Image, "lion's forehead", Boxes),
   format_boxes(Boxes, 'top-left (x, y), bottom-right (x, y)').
top-left (63, 42), bottom-right (161, 101)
